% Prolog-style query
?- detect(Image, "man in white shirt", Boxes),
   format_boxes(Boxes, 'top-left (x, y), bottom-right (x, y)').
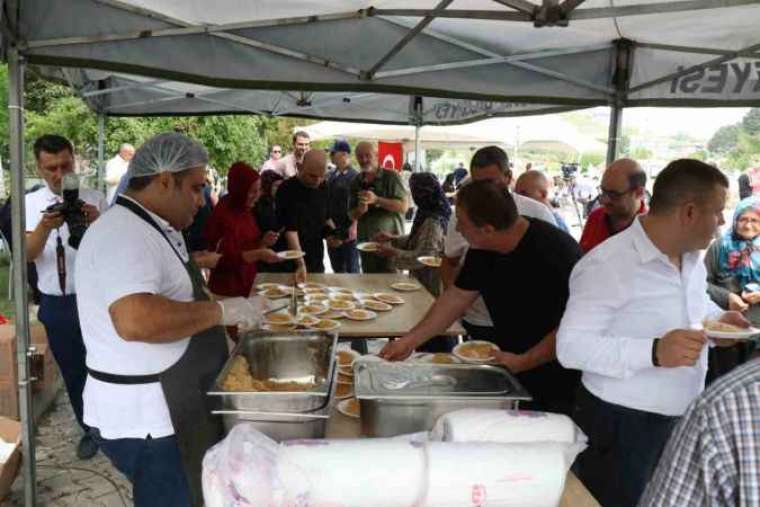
top-left (25, 135), bottom-right (107, 460)
top-left (557, 159), bottom-right (748, 507)
top-left (76, 133), bottom-right (264, 507)
top-left (260, 144), bottom-right (283, 173)
top-left (440, 146), bottom-right (558, 342)
top-left (104, 143), bottom-right (134, 202)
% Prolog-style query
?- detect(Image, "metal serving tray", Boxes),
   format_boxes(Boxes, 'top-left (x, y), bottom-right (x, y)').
top-left (355, 362), bottom-right (531, 437)
top-left (208, 330), bottom-right (338, 413)
top-left (213, 361), bottom-right (338, 441)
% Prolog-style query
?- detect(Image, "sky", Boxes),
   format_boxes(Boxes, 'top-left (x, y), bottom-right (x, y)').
top-left (593, 107), bottom-right (750, 142)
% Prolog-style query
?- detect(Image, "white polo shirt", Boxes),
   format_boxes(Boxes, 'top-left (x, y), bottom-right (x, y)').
top-left (444, 191), bottom-right (558, 326)
top-left (25, 183), bottom-right (107, 296)
top-left (75, 196), bottom-right (193, 439)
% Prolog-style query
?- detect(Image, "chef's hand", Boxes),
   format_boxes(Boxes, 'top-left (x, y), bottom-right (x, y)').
top-left (492, 350), bottom-right (529, 374)
top-left (656, 329), bottom-right (706, 367)
top-left (742, 291), bottom-right (760, 305)
top-left (729, 292), bottom-right (750, 312)
top-left (378, 337), bottom-right (414, 361)
top-left (192, 250), bottom-right (222, 269)
top-left (82, 203), bottom-right (100, 224)
top-left (217, 296), bottom-right (268, 330)
top-left (262, 230), bottom-right (280, 247)
top-left (711, 311), bottom-right (752, 348)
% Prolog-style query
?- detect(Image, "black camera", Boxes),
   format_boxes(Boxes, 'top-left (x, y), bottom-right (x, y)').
top-left (561, 162), bottom-right (579, 181)
top-left (44, 173), bottom-right (88, 249)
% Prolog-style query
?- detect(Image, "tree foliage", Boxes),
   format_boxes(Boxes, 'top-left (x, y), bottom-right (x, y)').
top-left (707, 124), bottom-right (740, 154)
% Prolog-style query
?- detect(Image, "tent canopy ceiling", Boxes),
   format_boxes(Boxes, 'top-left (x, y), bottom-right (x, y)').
top-left (6, 0), bottom-right (760, 125)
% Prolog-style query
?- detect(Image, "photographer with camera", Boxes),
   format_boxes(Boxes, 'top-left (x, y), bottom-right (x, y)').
top-left (25, 134), bottom-right (106, 460)
top-left (579, 158), bottom-right (647, 253)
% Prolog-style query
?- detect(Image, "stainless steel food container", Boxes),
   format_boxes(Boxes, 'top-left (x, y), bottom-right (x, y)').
top-left (214, 362), bottom-right (338, 441)
top-left (208, 330), bottom-right (338, 413)
top-left (355, 362), bottom-right (531, 437)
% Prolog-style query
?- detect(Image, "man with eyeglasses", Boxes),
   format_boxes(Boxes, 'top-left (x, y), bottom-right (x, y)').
top-left (261, 144), bottom-right (283, 173)
top-left (579, 158), bottom-right (647, 253)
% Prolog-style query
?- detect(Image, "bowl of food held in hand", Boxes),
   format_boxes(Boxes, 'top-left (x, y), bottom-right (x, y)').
top-left (453, 341), bottom-right (499, 364)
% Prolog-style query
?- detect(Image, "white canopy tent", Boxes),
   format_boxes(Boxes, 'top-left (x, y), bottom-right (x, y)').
top-left (298, 119), bottom-right (511, 162)
top-left (4, 1), bottom-right (760, 504)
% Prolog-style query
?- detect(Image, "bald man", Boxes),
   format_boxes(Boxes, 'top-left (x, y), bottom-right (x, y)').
top-left (276, 149), bottom-right (339, 279)
top-left (350, 141), bottom-right (408, 273)
top-left (579, 158), bottom-right (647, 253)
top-left (515, 170), bottom-right (570, 233)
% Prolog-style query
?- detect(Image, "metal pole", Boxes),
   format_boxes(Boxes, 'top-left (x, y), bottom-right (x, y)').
top-left (97, 113), bottom-right (105, 192)
top-left (8, 47), bottom-right (37, 507)
top-left (414, 125), bottom-right (422, 172)
top-left (412, 96), bottom-right (423, 172)
top-left (606, 104), bottom-right (623, 166)
top-left (606, 38), bottom-right (633, 167)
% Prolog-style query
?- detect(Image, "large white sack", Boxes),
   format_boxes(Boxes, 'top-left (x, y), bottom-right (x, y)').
top-left (278, 438), bottom-right (427, 506)
top-left (431, 409), bottom-right (583, 445)
top-left (202, 423), bottom-right (282, 507)
top-left (423, 441), bottom-right (580, 507)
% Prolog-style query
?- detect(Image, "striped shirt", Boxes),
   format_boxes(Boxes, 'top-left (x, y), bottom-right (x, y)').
top-left (638, 358), bottom-right (760, 506)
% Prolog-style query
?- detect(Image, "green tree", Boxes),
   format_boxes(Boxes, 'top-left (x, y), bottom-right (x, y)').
top-left (742, 108), bottom-right (760, 136)
top-left (708, 124), bottom-right (740, 153)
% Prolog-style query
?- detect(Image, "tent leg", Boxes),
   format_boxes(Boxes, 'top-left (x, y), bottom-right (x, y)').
top-left (606, 104), bottom-right (623, 167)
top-left (9, 47), bottom-right (37, 507)
top-left (97, 114), bottom-right (105, 193)
top-left (414, 125), bottom-right (422, 172)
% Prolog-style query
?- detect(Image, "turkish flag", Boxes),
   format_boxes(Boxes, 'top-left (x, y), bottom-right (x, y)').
top-left (378, 141), bottom-right (403, 172)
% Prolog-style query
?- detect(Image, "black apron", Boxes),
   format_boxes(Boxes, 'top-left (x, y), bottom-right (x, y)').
top-left (88, 196), bottom-right (228, 507)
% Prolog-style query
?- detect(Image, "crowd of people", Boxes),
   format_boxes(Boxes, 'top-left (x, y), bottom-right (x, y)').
top-left (20, 129), bottom-right (760, 507)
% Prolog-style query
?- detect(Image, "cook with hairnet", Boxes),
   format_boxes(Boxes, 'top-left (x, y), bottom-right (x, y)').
top-left (74, 133), bottom-right (265, 507)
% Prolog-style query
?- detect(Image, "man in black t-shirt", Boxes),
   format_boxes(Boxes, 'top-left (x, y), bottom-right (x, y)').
top-left (380, 179), bottom-right (581, 413)
top-left (276, 150), bottom-right (339, 278)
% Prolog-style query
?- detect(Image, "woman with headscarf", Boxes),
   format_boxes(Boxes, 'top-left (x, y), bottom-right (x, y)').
top-left (704, 196), bottom-right (760, 382)
top-left (203, 162), bottom-right (282, 299)
top-left (254, 170), bottom-right (287, 273)
top-left (373, 172), bottom-right (451, 296)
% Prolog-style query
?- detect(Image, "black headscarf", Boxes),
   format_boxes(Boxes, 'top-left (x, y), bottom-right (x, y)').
top-left (409, 172), bottom-right (451, 239)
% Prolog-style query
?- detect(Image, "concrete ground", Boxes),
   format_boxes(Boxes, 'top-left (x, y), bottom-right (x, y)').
top-left (5, 389), bottom-right (131, 507)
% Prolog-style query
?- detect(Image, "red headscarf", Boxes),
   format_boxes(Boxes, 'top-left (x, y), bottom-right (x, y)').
top-left (203, 161), bottom-right (262, 297)
top-left (226, 161), bottom-right (260, 211)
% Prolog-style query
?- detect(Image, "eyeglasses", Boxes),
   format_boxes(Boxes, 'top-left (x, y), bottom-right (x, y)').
top-left (272, 150), bottom-right (281, 154)
top-left (737, 216), bottom-right (760, 225)
top-left (598, 187), bottom-right (634, 201)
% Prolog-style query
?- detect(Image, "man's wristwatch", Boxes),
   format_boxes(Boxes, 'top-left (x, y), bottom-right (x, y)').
top-left (652, 338), bottom-right (661, 367)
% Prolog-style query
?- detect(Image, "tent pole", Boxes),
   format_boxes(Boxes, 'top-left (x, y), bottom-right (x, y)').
top-left (8, 46), bottom-right (37, 507)
top-left (414, 125), bottom-right (422, 172)
top-left (97, 113), bottom-right (105, 193)
top-left (413, 96), bottom-right (423, 172)
top-left (607, 38), bottom-right (633, 167)
top-left (606, 104), bottom-right (622, 166)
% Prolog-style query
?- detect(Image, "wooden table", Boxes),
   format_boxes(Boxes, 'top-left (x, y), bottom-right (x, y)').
top-left (326, 408), bottom-right (600, 507)
top-left (255, 273), bottom-right (465, 338)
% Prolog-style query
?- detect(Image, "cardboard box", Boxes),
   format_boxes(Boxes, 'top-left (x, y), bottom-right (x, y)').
top-left (0, 323), bottom-right (61, 420)
top-left (0, 417), bottom-right (21, 502)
